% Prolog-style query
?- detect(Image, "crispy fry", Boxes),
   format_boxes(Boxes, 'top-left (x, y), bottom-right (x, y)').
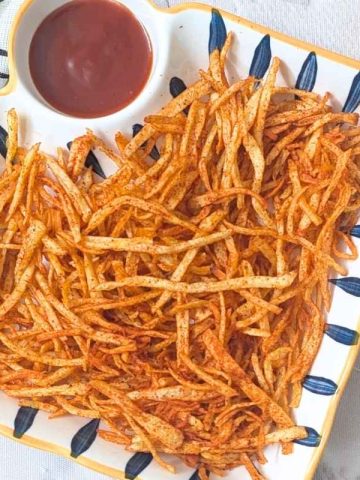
top-left (80, 231), bottom-right (231, 255)
top-left (14, 219), bottom-right (47, 282)
top-left (67, 134), bottom-right (93, 179)
top-left (3, 384), bottom-right (88, 397)
top-left (0, 30), bottom-right (359, 478)
top-left (44, 154), bottom-right (92, 222)
top-left (202, 329), bottom-right (293, 427)
top-left (6, 144), bottom-right (39, 220)
top-left (0, 263), bottom-right (35, 316)
top-left (96, 272), bottom-right (296, 294)
top-left (253, 57), bottom-right (280, 151)
top-left (128, 386), bottom-right (217, 402)
top-left (5, 108), bottom-right (18, 171)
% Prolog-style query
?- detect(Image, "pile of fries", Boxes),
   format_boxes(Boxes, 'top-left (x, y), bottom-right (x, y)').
top-left (1, 32), bottom-right (360, 479)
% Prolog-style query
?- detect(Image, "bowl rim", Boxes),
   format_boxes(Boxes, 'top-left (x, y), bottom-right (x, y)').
top-left (1, 0), bottom-right (170, 121)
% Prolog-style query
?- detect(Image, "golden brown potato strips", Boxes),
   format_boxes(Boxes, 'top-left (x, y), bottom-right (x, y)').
top-left (0, 31), bottom-right (359, 479)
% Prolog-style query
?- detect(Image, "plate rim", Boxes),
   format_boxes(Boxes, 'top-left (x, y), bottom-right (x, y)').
top-left (156, 0), bottom-right (360, 70)
top-left (1, 1), bottom-right (360, 479)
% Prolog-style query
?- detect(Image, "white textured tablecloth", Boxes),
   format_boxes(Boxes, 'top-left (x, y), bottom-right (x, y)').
top-left (0, 0), bottom-right (360, 479)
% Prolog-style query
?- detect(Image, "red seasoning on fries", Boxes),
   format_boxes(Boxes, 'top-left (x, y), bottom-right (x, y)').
top-left (1, 28), bottom-right (360, 480)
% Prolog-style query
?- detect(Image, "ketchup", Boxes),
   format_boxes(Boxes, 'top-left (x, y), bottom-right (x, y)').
top-left (29, 0), bottom-right (153, 118)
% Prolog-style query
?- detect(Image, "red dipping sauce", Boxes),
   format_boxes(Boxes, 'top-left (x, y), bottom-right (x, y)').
top-left (29, 0), bottom-right (153, 118)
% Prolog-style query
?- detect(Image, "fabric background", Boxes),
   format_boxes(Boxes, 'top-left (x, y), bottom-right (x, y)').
top-left (0, 0), bottom-right (360, 478)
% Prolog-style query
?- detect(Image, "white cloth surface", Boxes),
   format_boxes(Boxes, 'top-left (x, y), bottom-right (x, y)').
top-left (0, 0), bottom-right (360, 479)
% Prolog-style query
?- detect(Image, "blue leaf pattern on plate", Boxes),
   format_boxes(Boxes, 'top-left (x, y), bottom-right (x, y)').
top-left (294, 427), bottom-right (321, 447)
top-left (303, 375), bottom-right (337, 396)
top-left (329, 276), bottom-right (360, 297)
top-left (295, 52), bottom-right (317, 92)
top-left (70, 419), bottom-right (100, 458)
top-left (249, 35), bottom-right (272, 79)
top-left (208, 9), bottom-right (227, 54)
top-left (169, 77), bottom-right (189, 114)
top-left (14, 407), bottom-right (38, 439)
top-left (189, 469), bottom-right (210, 480)
top-left (343, 71), bottom-right (360, 113)
top-left (350, 225), bottom-right (360, 238)
top-left (325, 324), bottom-right (359, 346)
top-left (0, 124), bottom-right (7, 158)
top-left (132, 124), bottom-right (160, 160)
top-left (66, 141), bottom-right (106, 179)
top-left (125, 452), bottom-right (153, 479)
top-left (170, 76), bottom-right (187, 98)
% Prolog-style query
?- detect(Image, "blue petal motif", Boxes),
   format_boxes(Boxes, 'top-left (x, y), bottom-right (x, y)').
top-left (295, 52), bottom-right (318, 92)
top-left (70, 419), bottom-right (100, 458)
top-left (343, 71), bottom-right (360, 113)
top-left (249, 35), bottom-right (272, 79)
top-left (14, 407), bottom-right (38, 439)
top-left (132, 124), bottom-right (160, 160)
top-left (350, 225), bottom-right (360, 238)
top-left (125, 452), bottom-right (153, 479)
top-left (169, 77), bottom-right (189, 115)
top-left (0, 124), bottom-right (7, 158)
top-left (294, 427), bottom-right (321, 447)
top-left (303, 375), bottom-right (337, 396)
top-left (208, 9), bottom-right (227, 54)
top-left (325, 324), bottom-right (359, 346)
top-left (66, 142), bottom-right (106, 179)
top-left (329, 276), bottom-right (360, 297)
top-left (132, 124), bottom-right (144, 137)
top-left (189, 469), bottom-right (210, 480)
top-left (170, 77), bottom-right (187, 98)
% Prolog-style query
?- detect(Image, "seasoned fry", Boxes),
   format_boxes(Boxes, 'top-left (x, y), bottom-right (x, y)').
top-left (0, 263), bottom-right (35, 316)
top-left (3, 384), bottom-right (88, 397)
top-left (96, 272), bottom-right (296, 293)
top-left (5, 108), bottom-right (18, 172)
top-left (254, 57), bottom-right (280, 151)
top-left (67, 134), bottom-right (93, 179)
top-left (6, 144), bottom-right (39, 220)
top-left (80, 231), bottom-right (231, 255)
top-left (14, 219), bottom-right (47, 282)
top-left (128, 386), bottom-right (218, 402)
top-left (44, 154), bottom-right (92, 222)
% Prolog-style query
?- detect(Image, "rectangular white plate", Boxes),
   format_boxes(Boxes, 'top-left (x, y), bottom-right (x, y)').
top-left (0, 1), bottom-right (360, 479)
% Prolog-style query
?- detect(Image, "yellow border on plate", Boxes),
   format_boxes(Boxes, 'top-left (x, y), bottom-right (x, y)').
top-left (1, 1), bottom-right (360, 480)
top-left (304, 315), bottom-right (360, 480)
top-left (154, 0), bottom-right (360, 69)
top-left (0, 424), bottom-right (127, 479)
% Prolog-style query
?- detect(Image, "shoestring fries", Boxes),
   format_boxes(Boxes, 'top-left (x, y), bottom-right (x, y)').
top-left (1, 30), bottom-right (360, 479)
